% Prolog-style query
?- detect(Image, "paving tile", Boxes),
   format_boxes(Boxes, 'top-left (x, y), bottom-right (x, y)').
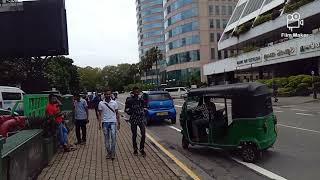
top-left (37, 110), bottom-right (180, 179)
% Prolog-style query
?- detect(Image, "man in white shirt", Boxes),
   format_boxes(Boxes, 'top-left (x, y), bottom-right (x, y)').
top-left (98, 89), bottom-right (120, 160)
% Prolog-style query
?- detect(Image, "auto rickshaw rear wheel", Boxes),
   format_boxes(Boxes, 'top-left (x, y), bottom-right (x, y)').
top-left (182, 136), bottom-right (189, 149)
top-left (241, 144), bottom-right (258, 163)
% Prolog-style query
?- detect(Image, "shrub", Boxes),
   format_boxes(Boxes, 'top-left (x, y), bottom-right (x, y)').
top-left (253, 13), bottom-right (272, 27)
top-left (284, 0), bottom-right (315, 13)
top-left (235, 21), bottom-right (253, 36)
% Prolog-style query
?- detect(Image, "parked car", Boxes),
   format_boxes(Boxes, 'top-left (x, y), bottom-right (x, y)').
top-left (164, 87), bottom-right (188, 99)
top-left (141, 91), bottom-right (176, 125)
top-left (0, 86), bottom-right (24, 111)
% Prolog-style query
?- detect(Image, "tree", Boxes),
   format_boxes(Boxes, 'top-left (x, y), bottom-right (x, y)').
top-left (78, 66), bottom-right (103, 92)
top-left (139, 56), bottom-right (153, 83)
top-left (45, 56), bottom-right (81, 94)
top-left (144, 47), bottom-right (163, 86)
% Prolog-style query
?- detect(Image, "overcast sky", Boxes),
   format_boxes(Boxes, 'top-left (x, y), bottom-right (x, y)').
top-left (65, 0), bottom-right (139, 68)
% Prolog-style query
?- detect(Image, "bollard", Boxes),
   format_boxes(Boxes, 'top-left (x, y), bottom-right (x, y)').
top-left (0, 136), bottom-right (6, 180)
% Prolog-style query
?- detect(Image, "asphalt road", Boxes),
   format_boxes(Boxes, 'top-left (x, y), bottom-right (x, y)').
top-left (116, 94), bottom-right (320, 180)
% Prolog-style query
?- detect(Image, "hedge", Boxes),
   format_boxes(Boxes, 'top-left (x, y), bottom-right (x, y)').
top-left (258, 75), bottom-right (319, 96)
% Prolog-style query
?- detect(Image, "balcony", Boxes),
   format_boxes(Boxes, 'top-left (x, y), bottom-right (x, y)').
top-left (219, 0), bottom-right (320, 50)
top-left (205, 31), bottom-right (320, 76)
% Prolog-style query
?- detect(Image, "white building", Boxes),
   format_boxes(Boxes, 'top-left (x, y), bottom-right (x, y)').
top-left (204, 0), bottom-right (320, 84)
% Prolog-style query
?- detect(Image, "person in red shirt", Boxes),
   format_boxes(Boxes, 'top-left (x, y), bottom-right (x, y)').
top-left (46, 94), bottom-right (72, 152)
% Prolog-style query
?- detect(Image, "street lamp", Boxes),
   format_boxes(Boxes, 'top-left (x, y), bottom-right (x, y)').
top-left (311, 71), bottom-right (317, 99)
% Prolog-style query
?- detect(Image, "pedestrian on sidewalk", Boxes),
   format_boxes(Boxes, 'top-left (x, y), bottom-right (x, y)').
top-left (272, 80), bottom-right (279, 103)
top-left (46, 94), bottom-right (74, 152)
top-left (74, 93), bottom-right (89, 145)
top-left (125, 86), bottom-right (146, 157)
top-left (98, 88), bottom-right (120, 160)
top-left (92, 91), bottom-right (102, 120)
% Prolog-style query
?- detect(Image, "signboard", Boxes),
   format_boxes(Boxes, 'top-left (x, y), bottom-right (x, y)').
top-left (300, 41), bottom-right (320, 54)
top-left (236, 56), bottom-right (262, 67)
top-left (264, 47), bottom-right (296, 61)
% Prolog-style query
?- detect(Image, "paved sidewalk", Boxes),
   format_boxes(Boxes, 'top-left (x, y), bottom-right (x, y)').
top-left (37, 111), bottom-right (180, 180)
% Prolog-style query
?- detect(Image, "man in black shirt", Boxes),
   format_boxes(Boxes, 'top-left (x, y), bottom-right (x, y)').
top-left (125, 87), bottom-right (146, 156)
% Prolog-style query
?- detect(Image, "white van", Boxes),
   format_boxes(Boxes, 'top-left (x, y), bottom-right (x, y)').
top-left (0, 86), bottom-right (24, 110)
top-left (164, 87), bottom-right (188, 99)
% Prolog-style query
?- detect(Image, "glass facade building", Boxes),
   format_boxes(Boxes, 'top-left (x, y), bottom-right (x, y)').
top-left (136, 0), bottom-right (166, 84)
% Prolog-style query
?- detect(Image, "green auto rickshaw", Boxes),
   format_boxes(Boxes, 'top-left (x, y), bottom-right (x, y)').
top-left (180, 82), bottom-right (277, 162)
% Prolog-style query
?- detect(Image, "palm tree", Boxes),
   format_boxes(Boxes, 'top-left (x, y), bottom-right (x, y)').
top-left (144, 47), bottom-right (163, 86)
top-left (139, 56), bottom-right (153, 83)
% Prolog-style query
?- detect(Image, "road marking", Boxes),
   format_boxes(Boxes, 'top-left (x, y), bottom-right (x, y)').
top-left (278, 124), bottom-right (320, 134)
top-left (273, 107), bottom-right (281, 110)
top-left (281, 105), bottom-right (294, 108)
top-left (167, 126), bottom-right (287, 180)
top-left (274, 110), bottom-right (283, 113)
top-left (169, 126), bottom-right (182, 132)
top-left (295, 113), bottom-right (313, 116)
top-left (291, 108), bottom-right (309, 112)
top-left (175, 105), bottom-right (183, 108)
top-left (232, 158), bottom-right (287, 180)
top-left (146, 133), bottom-right (200, 180)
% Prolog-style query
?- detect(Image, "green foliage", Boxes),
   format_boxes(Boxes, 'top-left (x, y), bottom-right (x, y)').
top-left (234, 21), bottom-right (253, 36)
top-left (258, 74), bottom-right (319, 96)
top-left (253, 13), bottom-right (272, 27)
top-left (284, 0), bottom-right (315, 13)
top-left (124, 83), bottom-right (157, 92)
top-left (243, 45), bottom-right (259, 53)
top-left (45, 56), bottom-right (80, 94)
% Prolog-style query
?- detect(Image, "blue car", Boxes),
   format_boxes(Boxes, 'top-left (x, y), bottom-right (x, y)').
top-left (142, 91), bottom-right (176, 125)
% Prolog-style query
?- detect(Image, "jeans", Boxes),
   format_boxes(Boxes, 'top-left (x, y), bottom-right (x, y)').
top-left (102, 122), bottom-right (117, 155)
top-left (57, 123), bottom-right (68, 146)
top-left (131, 122), bottom-right (146, 151)
top-left (75, 120), bottom-right (87, 143)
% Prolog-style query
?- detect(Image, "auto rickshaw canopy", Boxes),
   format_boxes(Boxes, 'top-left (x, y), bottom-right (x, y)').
top-left (187, 82), bottom-right (273, 119)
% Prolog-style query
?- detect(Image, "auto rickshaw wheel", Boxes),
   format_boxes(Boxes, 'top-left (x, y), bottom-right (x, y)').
top-left (182, 136), bottom-right (189, 149)
top-left (241, 144), bottom-right (258, 163)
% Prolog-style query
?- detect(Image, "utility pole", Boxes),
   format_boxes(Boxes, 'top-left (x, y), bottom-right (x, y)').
top-left (311, 71), bottom-right (317, 99)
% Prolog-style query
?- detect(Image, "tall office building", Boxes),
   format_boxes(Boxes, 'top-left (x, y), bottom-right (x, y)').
top-left (204, 0), bottom-right (320, 85)
top-left (164, 0), bottom-right (237, 85)
top-left (135, 0), bottom-right (166, 84)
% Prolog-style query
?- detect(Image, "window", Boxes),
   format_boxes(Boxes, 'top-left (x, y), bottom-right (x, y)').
top-left (224, 50), bottom-right (228, 58)
top-left (216, 19), bottom-right (220, 29)
top-left (222, 19), bottom-right (228, 28)
top-left (211, 48), bottom-right (216, 60)
top-left (217, 33), bottom-right (221, 41)
top-left (2, 92), bottom-right (22, 100)
top-left (166, 21), bottom-right (199, 40)
top-left (209, 5), bottom-right (214, 15)
top-left (210, 33), bottom-right (215, 42)
top-left (209, 19), bottom-right (214, 28)
top-left (218, 50), bottom-right (222, 59)
top-left (215, 5), bottom-right (220, 15)
top-left (228, 6), bottom-right (233, 15)
top-left (149, 93), bottom-right (171, 101)
top-left (167, 50), bottom-right (200, 65)
top-left (221, 5), bottom-right (226, 15)
top-left (165, 7), bottom-right (198, 28)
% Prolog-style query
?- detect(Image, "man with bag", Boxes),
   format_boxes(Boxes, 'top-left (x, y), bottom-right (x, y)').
top-left (125, 86), bottom-right (146, 157)
top-left (74, 93), bottom-right (89, 145)
top-left (98, 88), bottom-right (120, 160)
